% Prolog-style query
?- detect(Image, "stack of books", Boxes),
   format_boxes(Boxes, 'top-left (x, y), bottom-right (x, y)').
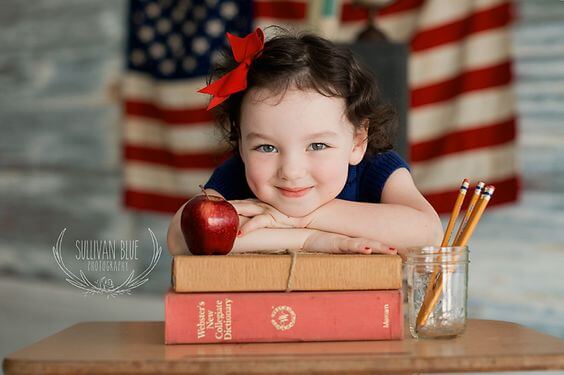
top-left (165, 253), bottom-right (404, 344)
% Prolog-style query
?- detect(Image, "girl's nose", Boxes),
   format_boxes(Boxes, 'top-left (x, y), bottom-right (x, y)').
top-left (278, 156), bottom-right (307, 181)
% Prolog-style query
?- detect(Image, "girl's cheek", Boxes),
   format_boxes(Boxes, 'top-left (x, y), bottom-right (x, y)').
top-left (245, 159), bottom-right (271, 191)
top-left (314, 157), bottom-right (344, 177)
top-left (313, 158), bottom-right (349, 191)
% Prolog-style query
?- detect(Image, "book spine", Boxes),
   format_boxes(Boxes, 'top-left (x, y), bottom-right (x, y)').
top-left (165, 290), bottom-right (403, 344)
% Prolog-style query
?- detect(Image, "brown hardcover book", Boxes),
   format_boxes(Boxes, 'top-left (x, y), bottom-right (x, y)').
top-left (172, 253), bottom-right (402, 292)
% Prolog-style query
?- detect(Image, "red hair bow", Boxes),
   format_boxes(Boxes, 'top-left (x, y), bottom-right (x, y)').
top-left (198, 28), bottom-right (265, 110)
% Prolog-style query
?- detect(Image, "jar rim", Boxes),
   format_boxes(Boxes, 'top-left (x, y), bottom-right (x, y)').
top-left (405, 245), bottom-right (469, 257)
top-left (406, 245), bottom-right (468, 251)
top-left (405, 259), bottom-right (470, 265)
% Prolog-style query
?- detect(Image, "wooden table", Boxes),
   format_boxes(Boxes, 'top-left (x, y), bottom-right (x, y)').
top-left (3, 319), bottom-right (564, 374)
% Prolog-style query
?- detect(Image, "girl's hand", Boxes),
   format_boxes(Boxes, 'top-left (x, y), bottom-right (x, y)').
top-left (229, 199), bottom-right (310, 236)
top-left (302, 231), bottom-right (397, 255)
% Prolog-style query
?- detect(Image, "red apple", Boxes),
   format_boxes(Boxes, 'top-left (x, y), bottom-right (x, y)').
top-left (180, 185), bottom-right (239, 255)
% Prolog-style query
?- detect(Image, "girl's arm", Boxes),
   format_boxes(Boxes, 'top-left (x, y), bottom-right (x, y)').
top-left (231, 215), bottom-right (310, 253)
top-left (167, 201), bottom-right (308, 254)
top-left (233, 216), bottom-right (394, 254)
top-left (166, 190), bottom-right (393, 255)
top-left (305, 168), bottom-right (444, 249)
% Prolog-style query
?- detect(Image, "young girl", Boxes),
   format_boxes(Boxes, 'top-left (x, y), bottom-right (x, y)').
top-left (167, 27), bottom-right (443, 256)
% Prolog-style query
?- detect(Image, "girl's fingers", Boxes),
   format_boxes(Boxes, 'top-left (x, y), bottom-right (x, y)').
top-left (370, 245), bottom-right (397, 255)
top-left (237, 214), bottom-right (272, 237)
top-left (230, 201), bottom-right (264, 217)
top-left (338, 238), bottom-right (370, 254)
top-left (339, 238), bottom-right (397, 255)
top-left (364, 241), bottom-right (396, 255)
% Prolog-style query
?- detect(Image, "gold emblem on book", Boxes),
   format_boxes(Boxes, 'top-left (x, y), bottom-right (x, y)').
top-left (271, 305), bottom-right (296, 331)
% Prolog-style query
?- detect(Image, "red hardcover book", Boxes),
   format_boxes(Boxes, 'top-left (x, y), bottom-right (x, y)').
top-left (165, 289), bottom-right (403, 344)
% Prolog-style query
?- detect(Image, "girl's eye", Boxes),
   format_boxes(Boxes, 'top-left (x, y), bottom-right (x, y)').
top-left (309, 143), bottom-right (329, 151)
top-left (255, 144), bottom-right (277, 153)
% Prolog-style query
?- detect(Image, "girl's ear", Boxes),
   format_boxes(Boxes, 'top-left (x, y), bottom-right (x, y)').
top-left (349, 122), bottom-right (369, 165)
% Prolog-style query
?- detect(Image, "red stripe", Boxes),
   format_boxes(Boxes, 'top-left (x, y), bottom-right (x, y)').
top-left (411, 117), bottom-right (516, 162)
top-left (254, 1), bottom-right (306, 20)
top-left (379, 0), bottom-right (425, 16)
top-left (124, 100), bottom-right (213, 125)
top-left (411, 61), bottom-right (512, 108)
top-left (411, 2), bottom-right (513, 52)
top-left (124, 189), bottom-right (189, 214)
top-left (425, 175), bottom-right (520, 214)
top-left (124, 145), bottom-right (232, 169)
top-left (341, 0), bottom-right (423, 22)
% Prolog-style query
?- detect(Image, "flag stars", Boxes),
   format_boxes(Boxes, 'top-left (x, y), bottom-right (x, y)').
top-left (160, 59), bottom-right (176, 75)
top-left (173, 0), bottom-right (190, 19)
top-left (192, 37), bottom-right (209, 55)
top-left (149, 42), bottom-right (166, 59)
top-left (167, 34), bottom-right (183, 50)
top-left (145, 3), bottom-right (161, 18)
top-left (205, 19), bottom-right (224, 38)
top-left (183, 57), bottom-right (197, 72)
top-left (138, 26), bottom-right (155, 43)
top-left (156, 18), bottom-right (172, 34)
top-left (131, 49), bottom-right (146, 66)
top-left (172, 45), bottom-right (185, 58)
top-left (130, 0), bottom-right (250, 78)
top-left (220, 2), bottom-right (238, 20)
top-left (168, 34), bottom-right (185, 57)
top-left (206, 0), bottom-right (219, 8)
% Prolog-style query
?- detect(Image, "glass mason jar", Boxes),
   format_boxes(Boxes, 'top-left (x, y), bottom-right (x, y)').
top-left (405, 246), bottom-right (469, 339)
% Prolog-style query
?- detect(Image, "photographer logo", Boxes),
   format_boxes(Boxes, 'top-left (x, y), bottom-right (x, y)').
top-left (52, 228), bottom-right (162, 298)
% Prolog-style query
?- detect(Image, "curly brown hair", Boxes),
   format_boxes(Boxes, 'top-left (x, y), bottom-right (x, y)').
top-left (206, 26), bottom-right (397, 158)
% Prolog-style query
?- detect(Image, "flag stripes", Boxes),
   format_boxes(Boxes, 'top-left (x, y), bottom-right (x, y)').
top-left (123, 0), bottom-right (519, 214)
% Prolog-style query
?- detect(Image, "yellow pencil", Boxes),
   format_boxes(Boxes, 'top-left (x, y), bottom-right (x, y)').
top-left (453, 181), bottom-right (485, 245)
top-left (416, 179), bottom-right (469, 329)
top-left (455, 185), bottom-right (495, 246)
top-left (416, 185), bottom-right (495, 330)
top-left (441, 179), bottom-right (470, 247)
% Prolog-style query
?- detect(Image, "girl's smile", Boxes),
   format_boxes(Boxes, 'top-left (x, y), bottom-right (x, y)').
top-left (277, 186), bottom-right (314, 198)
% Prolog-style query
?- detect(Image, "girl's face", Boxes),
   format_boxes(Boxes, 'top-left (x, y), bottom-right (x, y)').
top-left (238, 87), bottom-right (368, 217)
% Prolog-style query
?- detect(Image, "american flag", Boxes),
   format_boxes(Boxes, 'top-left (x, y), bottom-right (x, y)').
top-left (123, 0), bottom-right (519, 214)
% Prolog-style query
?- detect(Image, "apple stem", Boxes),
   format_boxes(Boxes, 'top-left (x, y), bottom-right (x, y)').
top-left (199, 184), bottom-right (210, 199)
